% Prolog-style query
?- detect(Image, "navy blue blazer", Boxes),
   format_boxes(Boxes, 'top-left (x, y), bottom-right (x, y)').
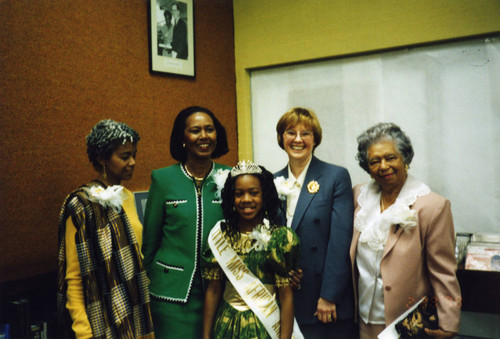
top-left (275, 156), bottom-right (355, 325)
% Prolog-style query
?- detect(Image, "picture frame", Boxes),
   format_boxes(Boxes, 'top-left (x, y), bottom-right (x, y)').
top-left (149, 0), bottom-right (195, 77)
top-left (133, 191), bottom-right (149, 225)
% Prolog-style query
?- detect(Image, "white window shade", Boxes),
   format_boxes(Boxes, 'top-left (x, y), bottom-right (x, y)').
top-left (250, 36), bottom-right (500, 233)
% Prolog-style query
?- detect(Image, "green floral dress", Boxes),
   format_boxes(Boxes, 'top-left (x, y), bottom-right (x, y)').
top-left (203, 223), bottom-right (300, 339)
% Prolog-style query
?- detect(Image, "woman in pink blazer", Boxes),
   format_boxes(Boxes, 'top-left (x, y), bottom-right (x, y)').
top-left (350, 123), bottom-right (461, 339)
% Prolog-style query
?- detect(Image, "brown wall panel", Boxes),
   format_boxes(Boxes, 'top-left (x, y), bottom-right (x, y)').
top-left (0, 0), bottom-right (237, 282)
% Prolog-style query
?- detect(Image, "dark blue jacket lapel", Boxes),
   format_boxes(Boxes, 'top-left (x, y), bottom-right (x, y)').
top-left (291, 156), bottom-right (322, 231)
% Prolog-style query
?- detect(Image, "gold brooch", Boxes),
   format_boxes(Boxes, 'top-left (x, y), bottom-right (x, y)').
top-left (307, 180), bottom-right (320, 194)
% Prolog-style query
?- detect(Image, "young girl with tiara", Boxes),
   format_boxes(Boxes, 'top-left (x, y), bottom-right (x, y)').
top-left (202, 160), bottom-right (303, 339)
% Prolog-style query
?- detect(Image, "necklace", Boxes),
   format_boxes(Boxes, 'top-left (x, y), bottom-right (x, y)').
top-left (380, 196), bottom-right (395, 212)
top-left (184, 165), bottom-right (206, 181)
top-left (380, 197), bottom-right (386, 212)
top-left (184, 164), bottom-right (208, 196)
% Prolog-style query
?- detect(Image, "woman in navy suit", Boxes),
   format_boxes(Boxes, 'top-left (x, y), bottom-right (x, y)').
top-left (274, 107), bottom-right (357, 338)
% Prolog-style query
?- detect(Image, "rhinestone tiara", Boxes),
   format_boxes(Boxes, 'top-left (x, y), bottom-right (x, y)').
top-left (230, 160), bottom-right (262, 177)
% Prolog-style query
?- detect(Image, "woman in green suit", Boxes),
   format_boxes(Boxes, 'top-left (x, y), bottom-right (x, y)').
top-left (142, 106), bottom-right (230, 338)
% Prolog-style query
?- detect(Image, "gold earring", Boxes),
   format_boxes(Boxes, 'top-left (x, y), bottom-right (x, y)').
top-left (405, 164), bottom-right (409, 172)
top-left (103, 165), bottom-right (107, 179)
top-left (182, 143), bottom-right (186, 148)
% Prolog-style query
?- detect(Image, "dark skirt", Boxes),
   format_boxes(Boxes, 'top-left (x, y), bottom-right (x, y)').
top-left (150, 277), bottom-right (204, 339)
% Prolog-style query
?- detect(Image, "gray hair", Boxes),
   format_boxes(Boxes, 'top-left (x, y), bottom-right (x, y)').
top-left (86, 119), bottom-right (140, 171)
top-left (355, 122), bottom-right (414, 174)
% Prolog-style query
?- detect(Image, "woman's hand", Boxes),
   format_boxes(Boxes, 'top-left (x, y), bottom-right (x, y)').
top-left (424, 328), bottom-right (456, 338)
top-left (313, 297), bottom-right (337, 323)
top-left (288, 268), bottom-right (303, 290)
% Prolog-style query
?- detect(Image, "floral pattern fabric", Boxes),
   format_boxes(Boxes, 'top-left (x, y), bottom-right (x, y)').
top-left (202, 224), bottom-right (300, 338)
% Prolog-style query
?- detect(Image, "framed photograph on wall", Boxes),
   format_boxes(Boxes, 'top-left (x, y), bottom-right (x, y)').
top-left (149, 0), bottom-right (194, 77)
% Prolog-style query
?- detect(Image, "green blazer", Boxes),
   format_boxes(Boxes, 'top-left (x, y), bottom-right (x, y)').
top-left (142, 162), bottom-right (230, 302)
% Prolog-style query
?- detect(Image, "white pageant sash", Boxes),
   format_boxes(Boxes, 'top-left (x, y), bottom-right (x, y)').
top-left (208, 221), bottom-right (303, 339)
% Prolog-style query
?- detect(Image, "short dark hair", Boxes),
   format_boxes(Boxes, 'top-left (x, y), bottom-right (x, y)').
top-left (86, 119), bottom-right (140, 171)
top-left (355, 122), bottom-right (414, 174)
top-left (221, 165), bottom-right (283, 241)
top-left (164, 9), bottom-right (172, 20)
top-left (170, 106), bottom-right (229, 162)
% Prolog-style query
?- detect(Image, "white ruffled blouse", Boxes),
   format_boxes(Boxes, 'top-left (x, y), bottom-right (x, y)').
top-left (355, 175), bottom-right (430, 324)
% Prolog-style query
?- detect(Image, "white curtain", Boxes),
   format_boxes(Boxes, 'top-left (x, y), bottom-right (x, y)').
top-left (250, 36), bottom-right (500, 233)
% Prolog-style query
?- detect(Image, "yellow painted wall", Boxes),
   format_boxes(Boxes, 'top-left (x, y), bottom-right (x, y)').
top-left (233, 0), bottom-right (500, 159)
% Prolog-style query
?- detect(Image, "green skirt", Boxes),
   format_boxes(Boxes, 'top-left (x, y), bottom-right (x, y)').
top-left (212, 300), bottom-right (271, 339)
top-left (150, 278), bottom-right (204, 339)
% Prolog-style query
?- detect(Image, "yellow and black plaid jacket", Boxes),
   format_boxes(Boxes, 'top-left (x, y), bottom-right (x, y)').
top-left (57, 181), bottom-right (154, 338)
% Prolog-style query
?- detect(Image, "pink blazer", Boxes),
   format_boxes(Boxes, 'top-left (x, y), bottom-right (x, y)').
top-left (349, 184), bottom-right (461, 333)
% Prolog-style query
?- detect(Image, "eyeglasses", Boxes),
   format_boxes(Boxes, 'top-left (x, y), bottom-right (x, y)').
top-left (284, 129), bottom-right (313, 139)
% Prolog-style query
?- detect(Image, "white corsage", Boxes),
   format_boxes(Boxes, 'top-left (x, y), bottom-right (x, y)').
top-left (85, 185), bottom-right (126, 213)
top-left (212, 168), bottom-right (230, 198)
top-left (356, 176), bottom-right (428, 251)
top-left (250, 219), bottom-right (272, 251)
top-left (389, 204), bottom-right (418, 233)
top-left (274, 176), bottom-right (296, 201)
top-left (359, 204), bottom-right (419, 251)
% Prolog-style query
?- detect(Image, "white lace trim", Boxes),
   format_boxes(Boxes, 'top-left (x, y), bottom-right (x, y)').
top-left (355, 175), bottom-right (431, 251)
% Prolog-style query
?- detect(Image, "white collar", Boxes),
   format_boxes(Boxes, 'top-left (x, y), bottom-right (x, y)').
top-left (355, 175), bottom-right (431, 251)
top-left (287, 156), bottom-right (312, 187)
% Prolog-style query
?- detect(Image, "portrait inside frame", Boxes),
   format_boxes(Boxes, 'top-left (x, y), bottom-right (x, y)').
top-left (149, 0), bottom-right (195, 77)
